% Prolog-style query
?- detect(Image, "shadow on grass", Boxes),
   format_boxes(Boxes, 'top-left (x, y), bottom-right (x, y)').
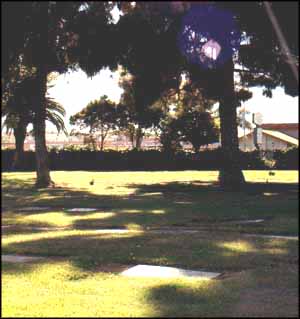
top-left (2, 176), bottom-right (298, 317)
top-left (145, 281), bottom-right (237, 317)
top-left (2, 175), bottom-right (298, 233)
top-left (3, 226), bottom-right (298, 273)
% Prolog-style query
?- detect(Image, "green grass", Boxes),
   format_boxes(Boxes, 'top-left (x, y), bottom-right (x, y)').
top-left (2, 260), bottom-right (242, 317)
top-left (2, 171), bottom-right (299, 317)
top-left (2, 170), bottom-right (299, 234)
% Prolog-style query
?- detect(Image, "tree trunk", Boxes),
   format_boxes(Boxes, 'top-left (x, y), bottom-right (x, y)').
top-left (100, 134), bottom-right (105, 151)
top-left (192, 142), bottom-right (201, 154)
top-left (12, 122), bottom-right (27, 170)
top-left (34, 2), bottom-right (54, 188)
top-left (135, 127), bottom-right (143, 150)
top-left (218, 59), bottom-right (246, 190)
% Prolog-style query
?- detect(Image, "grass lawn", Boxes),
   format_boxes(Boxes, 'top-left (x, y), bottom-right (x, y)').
top-left (2, 170), bottom-right (299, 317)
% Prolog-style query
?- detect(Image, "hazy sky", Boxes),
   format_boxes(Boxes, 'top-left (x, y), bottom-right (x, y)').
top-left (47, 68), bottom-right (299, 134)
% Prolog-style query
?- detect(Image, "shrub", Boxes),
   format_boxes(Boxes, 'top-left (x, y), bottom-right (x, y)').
top-left (1, 148), bottom-right (277, 171)
top-left (273, 147), bottom-right (299, 169)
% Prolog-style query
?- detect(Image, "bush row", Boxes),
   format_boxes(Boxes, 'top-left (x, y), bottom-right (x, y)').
top-left (272, 147), bottom-right (299, 169)
top-left (1, 147), bottom-right (281, 171)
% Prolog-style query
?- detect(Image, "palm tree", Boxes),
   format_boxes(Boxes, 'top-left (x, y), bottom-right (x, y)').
top-left (2, 85), bottom-right (67, 170)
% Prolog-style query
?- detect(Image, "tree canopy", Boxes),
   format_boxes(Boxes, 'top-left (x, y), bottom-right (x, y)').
top-left (70, 95), bottom-right (117, 151)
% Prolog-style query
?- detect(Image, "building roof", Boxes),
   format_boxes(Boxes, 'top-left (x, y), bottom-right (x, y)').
top-left (261, 123), bottom-right (299, 130)
top-left (263, 130), bottom-right (298, 146)
top-left (239, 129), bottom-right (298, 146)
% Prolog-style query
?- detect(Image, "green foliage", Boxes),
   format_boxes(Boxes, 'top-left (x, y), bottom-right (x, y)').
top-left (158, 117), bottom-right (182, 154)
top-left (70, 95), bottom-right (118, 151)
top-left (156, 83), bottom-right (219, 153)
top-left (2, 148), bottom-right (272, 172)
top-left (116, 70), bottom-right (164, 149)
top-left (2, 75), bottom-right (67, 136)
top-left (176, 112), bottom-right (219, 153)
top-left (2, 2), bottom-right (83, 77)
top-left (273, 147), bottom-right (299, 169)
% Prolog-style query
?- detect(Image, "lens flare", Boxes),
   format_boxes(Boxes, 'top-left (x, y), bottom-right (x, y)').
top-left (178, 4), bottom-right (241, 69)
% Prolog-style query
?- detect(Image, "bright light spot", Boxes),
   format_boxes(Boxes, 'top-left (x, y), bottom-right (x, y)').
top-left (110, 5), bottom-right (122, 24)
top-left (201, 40), bottom-right (221, 61)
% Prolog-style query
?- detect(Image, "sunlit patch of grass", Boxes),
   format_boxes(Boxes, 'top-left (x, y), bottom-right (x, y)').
top-left (151, 209), bottom-right (165, 214)
top-left (138, 192), bottom-right (163, 197)
top-left (7, 211), bottom-right (117, 228)
top-left (120, 209), bottom-right (142, 214)
top-left (1, 170), bottom-right (298, 317)
top-left (78, 212), bottom-right (116, 220)
top-left (2, 230), bottom-right (140, 247)
top-left (219, 241), bottom-right (257, 253)
top-left (125, 223), bottom-right (144, 230)
top-left (243, 170), bottom-right (298, 183)
top-left (22, 212), bottom-right (72, 227)
top-left (2, 260), bottom-right (239, 318)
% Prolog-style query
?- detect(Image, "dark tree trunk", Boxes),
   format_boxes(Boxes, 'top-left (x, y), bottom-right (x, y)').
top-left (100, 138), bottom-right (104, 151)
top-left (33, 2), bottom-right (54, 188)
top-left (192, 142), bottom-right (201, 154)
top-left (12, 122), bottom-right (27, 170)
top-left (135, 127), bottom-right (143, 150)
top-left (218, 59), bottom-right (246, 190)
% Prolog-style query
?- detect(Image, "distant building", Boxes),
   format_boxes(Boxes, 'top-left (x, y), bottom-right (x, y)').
top-left (239, 123), bottom-right (298, 151)
top-left (260, 123), bottom-right (298, 139)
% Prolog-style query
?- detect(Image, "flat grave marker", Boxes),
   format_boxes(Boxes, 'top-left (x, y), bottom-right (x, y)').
top-left (121, 264), bottom-right (221, 279)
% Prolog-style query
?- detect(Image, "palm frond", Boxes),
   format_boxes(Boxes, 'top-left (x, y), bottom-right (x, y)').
top-left (45, 110), bottom-right (68, 136)
top-left (46, 98), bottom-right (66, 117)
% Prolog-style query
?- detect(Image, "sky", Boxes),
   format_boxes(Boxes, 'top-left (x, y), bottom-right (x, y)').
top-left (47, 68), bottom-right (299, 134)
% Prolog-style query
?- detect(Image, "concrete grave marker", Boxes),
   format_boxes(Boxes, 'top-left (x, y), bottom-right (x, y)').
top-left (231, 219), bottom-right (265, 224)
top-left (2, 255), bottom-right (45, 263)
top-left (66, 208), bottom-right (97, 212)
top-left (121, 264), bottom-right (220, 279)
top-left (19, 207), bottom-right (50, 211)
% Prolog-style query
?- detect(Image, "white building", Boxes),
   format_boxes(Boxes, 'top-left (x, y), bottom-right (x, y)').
top-left (239, 123), bottom-right (298, 151)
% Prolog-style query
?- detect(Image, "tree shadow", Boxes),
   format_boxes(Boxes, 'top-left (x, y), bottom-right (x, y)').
top-left (2, 176), bottom-right (298, 235)
top-left (3, 178), bottom-right (298, 316)
top-left (144, 281), bottom-right (236, 317)
top-left (3, 226), bottom-right (298, 274)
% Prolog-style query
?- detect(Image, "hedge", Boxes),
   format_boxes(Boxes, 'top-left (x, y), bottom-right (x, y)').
top-left (2, 147), bottom-right (272, 171)
top-left (273, 147), bottom-right (299, 170)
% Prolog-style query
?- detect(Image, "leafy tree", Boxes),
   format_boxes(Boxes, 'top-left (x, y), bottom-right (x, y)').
top-left (155, 81), bottom-right (219, 153)
top-left (158, 116), bottom-right (182, 154)
top-left (117, 70), bottom-right (163, 150)
top-left (70, 96), bottom-right (117, 151)
top-left (113, 2), bottom-right (298, 190)
top-left (2, 75), bottom-right (67, 169)
top-left (237, 108), bottom-right (252, 131)
top-left (184, 2), bottom-right (298, 189)
top-left (176, 112), bottom-right (219, 153)
top-left (2, 2), bottom-right (85, 187)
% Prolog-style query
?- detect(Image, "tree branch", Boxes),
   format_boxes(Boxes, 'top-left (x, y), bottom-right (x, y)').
top-left (233, 69), bottom-right (266, 75)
